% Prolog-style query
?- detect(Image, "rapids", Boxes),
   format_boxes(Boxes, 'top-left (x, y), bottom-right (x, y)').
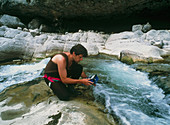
top-left (0, 56), bottom-right (169, 125)
top-left (0, 58), bottom-right (50, 92)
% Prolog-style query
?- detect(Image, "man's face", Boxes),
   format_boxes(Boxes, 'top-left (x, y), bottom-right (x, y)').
top-left (73, 52), bottom-right (83, 63)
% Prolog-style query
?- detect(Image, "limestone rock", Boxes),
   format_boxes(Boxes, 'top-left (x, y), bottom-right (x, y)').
top-left (132, 22), bottom-right (152, 33)
top-left (132, 24), bottom-right (143, 32)
top-left (0, 24), bottom-right (169, 63)
top-left (120, 50), bottom-right (154, 64)
top-left (142, 22), bottom-right (152, 33)
top-left (0, 27), bottom-right (35, 61)
top-left (0, 14), bottom-right (25, 28)
top-left (0, 78), bottom-right (114, 125)
top-left (0, 25), bottom-right (8, 37)
top-left (145, 30), bottom-right (170, 49)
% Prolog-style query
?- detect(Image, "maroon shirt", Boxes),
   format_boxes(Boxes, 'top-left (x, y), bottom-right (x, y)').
top-left (44, 53), bottom-right (68, 78)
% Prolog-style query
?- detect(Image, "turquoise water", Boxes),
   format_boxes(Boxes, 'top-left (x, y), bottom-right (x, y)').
top-left (82, 58), bottom-right (170, 125)
top-left (0, 57), bottom-right (170, 125)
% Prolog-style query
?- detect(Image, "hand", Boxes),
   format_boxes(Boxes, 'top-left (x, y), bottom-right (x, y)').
top-left (81, 78), bottom-right (94, 86)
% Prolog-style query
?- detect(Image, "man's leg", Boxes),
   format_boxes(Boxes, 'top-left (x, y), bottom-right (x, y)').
top-left (50, 81), bottom-right (71, 101)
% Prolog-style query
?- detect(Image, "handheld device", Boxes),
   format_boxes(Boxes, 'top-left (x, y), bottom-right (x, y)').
top-left (89, 74), bottom-right (99, 84)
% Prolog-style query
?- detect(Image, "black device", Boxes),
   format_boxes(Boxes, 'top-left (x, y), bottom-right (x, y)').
top-left (89, 74), bottom-right (99, 84)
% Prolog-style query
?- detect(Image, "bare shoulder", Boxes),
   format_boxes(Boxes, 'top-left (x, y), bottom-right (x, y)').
top-left (51, 54), bottom-right (66, 64)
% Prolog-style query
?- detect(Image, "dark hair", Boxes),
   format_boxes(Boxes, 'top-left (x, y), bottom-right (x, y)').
top-left (70, 44), bottom-right (88, 57)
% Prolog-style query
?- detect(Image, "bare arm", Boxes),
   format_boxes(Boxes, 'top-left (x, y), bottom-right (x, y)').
top-left (81, 71), bottom-right (88, 78)
top-left (52, 55), bottom-right (93, 86)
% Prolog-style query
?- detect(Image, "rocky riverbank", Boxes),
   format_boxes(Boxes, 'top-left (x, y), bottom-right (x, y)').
top-left (0, 14), bottom-right (170, 125)
top-left (1, 54), bottom-right (169, 125)
top-left (0, 14), bottom-right (169, 64)
top-left (0, 14), bottom-right (169, 96)
top-left (0, 76), bottom-right (116, 125)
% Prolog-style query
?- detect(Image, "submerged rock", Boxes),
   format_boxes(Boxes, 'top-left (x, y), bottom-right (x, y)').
top-left (132, 63), bottom-right (170, 95)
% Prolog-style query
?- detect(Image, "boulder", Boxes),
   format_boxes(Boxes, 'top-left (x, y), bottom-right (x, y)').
top-left (0, 14), bottom-right (25, 28)
top-left (142, 22), bottom-right (152, 33)
top-left (132, 22), bottom-right (151, 33)
top-left (102, 31), bottom-right (168, 63)
top-left (0, 27), bottom-right (35, 61)
top-left (81, 42), bottom-right (99, 56)
top-left (145, 30), bottom-right (170, 49)
top-left (120, 50), bottom-right (154, 64)
top-left (0, 25), bottom-right (169, 63)
top-left (0, 25), bottom-right (8, 37)
top-left (0, 37), bottom-right (27, 61)
top-left (33, 31), bottom-right (103, 58)
top-left (28, 18), bottom-right (42, 29)
top-left (4, 28), bottom-right (22, 38)
top-left (132, 24), bottom-right (143, 32)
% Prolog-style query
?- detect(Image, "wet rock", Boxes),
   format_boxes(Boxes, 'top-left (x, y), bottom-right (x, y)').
top-left (46, 112), bottom-right (62, 125)
top-left (120, 50), bottom-right (153, 64)
top-left (0, 79), bottom-right (53, 107)
top-left (0, 78), bottom-right (115, 125)
top-left (1, 105), bottom-right (29, 120)
top-left (132, 63), bottom-right (170, 95)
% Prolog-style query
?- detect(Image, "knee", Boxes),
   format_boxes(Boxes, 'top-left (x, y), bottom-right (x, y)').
top-left (55, 92), bottom-right (70, 101)
top-left (52, 89), bottom-right (70, 101)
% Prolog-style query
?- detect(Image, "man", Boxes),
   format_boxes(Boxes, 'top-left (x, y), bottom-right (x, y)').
top-left (44, 44), bottom-right (94, 101)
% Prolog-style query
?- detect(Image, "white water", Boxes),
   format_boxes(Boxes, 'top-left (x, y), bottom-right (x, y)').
top-left (0, 58), bottom-right (50, 92)
top-left (91, 60), bottom-right (170, 125)
top-left (0, 58), bottom-right (170, 125)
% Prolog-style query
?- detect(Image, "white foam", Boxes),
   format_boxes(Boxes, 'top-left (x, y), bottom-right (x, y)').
top-left (93, 61), bottom-right (170, 125)
top-left (0, 58), bottom-right (50, 92)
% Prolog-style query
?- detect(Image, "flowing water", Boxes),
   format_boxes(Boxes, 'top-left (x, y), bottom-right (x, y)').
top-left (0, 57), bottom-right (170, 125)
top-left (0, 58), bottom-right (50, 92)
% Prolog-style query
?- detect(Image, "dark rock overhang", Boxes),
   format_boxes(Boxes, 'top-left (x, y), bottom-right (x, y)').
top-left (0, 0), bottom-right (170, 33)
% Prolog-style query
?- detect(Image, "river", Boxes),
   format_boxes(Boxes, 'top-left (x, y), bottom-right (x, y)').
top-left (0, 56), bottom-right (170, 125)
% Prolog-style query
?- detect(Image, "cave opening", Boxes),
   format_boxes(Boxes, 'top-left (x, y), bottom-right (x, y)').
top-left (59, 14), bottom-right (170, 33)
